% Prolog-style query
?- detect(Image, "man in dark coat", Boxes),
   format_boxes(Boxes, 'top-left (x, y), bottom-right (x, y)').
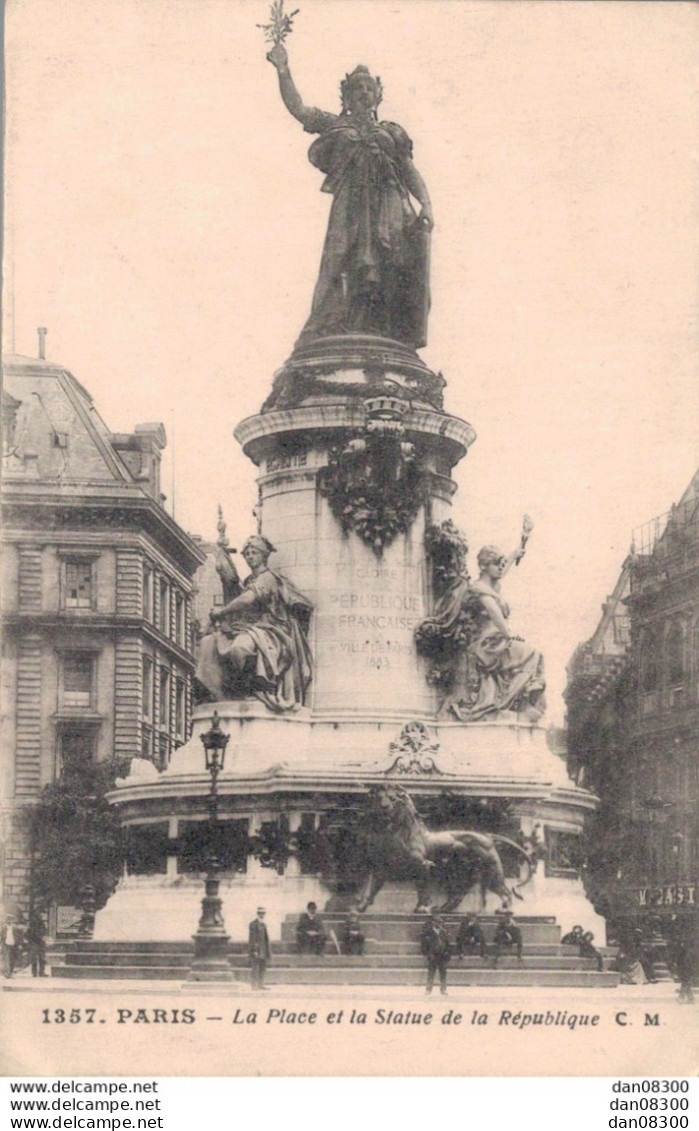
top-left (296, 902), bottom-right (327, 955)
top-left (561, 924), bottom-right (584, 946)
top-left (579, 930), bottom-right (604, 972)
top-left (421, 912), bottom-right (452, 995)
top-left (26, 911), bottom-right (48, 977)
top-left (455, 913), bottom-right (486, 959)
top-left (493, 911), bottom-right (523, 967)
top-left (248, 907), bottom-right (271, 990)
top-left (343, 911), bottom-right (365, 956)
top-left (670, 917), bottom-right (696, 1004)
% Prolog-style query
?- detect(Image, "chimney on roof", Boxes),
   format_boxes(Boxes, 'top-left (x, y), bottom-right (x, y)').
top-left (38, 327), bottom-right (47, 360)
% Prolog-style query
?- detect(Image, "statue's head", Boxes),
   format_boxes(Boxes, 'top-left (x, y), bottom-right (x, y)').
top-left (477, 545), bottom-right (507, 576)
top-left (341, 65), bottom-right (383, 115)
top-left (242, 534), bottom-right (275, 567)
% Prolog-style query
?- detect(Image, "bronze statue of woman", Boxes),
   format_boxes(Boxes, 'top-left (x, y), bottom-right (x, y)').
top-left (267, 43), bottom-right (434, 349)
top-left (415, 518), bottom-right (546, 722)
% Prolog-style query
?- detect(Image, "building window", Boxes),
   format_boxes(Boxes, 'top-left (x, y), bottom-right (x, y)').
top-left (62, 654), bottom-right (94, 709)
top-left (159, 666), bottom-right (170, 727)
top-left (142, 656), bottom-right (154, 721)
top-left (58, 728), bottom-right (94, 775)
top-left (158, 578), bottom-right (170, 636)
top-left (58, 552), bottom-right (99, 611)
top-left (2, 390), bottom-right (21, 456)
top-left (175, 678), bottom-right (186, 740)
top-left (142, 724), bottom-right (154, 760)
top-left (156, 734), bottom-right (170, 771)
top-left (143, 564), bottom-right (154, 622)
top-left (174, 591), bottom-right (185, 647)
top-left (64, 560), bottom-right (93, 609)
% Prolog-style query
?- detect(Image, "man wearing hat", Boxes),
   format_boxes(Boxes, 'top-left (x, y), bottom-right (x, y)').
top-left (455, 913), bottom-right (486, 960)
top-left (561, 924), bottom-right (584, 946)
top-left (248, 907), bottom-right (271, 990)
top-left (492, 909), bottom-right (523, 968)
top-left (296, 902), bottom-right (327, 955)
top-left (421, 911), bottom-right (452, 995)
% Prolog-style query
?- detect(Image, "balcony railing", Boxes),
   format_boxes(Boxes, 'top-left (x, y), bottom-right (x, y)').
top-left (630, 498), bottom-right (699, 593)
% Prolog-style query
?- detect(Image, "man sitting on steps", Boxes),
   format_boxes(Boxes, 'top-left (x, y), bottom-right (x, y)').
top-left (492, 910), bottom-right (523, 968)
top-left (455, 913), bottom-right (487, 960)
top-left (296, 902), bottom-right (327, 955)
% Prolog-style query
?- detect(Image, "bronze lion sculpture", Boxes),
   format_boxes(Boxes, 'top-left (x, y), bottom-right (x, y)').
top-left (354, 786), bottom-right (533, 913)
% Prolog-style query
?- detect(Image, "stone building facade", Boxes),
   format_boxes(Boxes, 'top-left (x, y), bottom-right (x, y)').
top-left (0, 351), bottom-right (205, 919)
top-left (565, 470), bottom-right (699, 935)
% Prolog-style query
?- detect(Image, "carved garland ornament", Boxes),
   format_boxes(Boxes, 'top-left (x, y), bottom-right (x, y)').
top-left (319, 396), bottom-right (426, 556)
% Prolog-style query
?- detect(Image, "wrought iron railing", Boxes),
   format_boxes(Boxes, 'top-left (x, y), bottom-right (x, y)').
top-left (630, 497), bottom-right (699, 592)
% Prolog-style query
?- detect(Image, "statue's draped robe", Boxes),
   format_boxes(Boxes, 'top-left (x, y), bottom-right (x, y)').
top-left (197, 569), bottom-right (313, 712)
top-left (422, 577), bottom-right (545, 719)
top-left (298, 109), bottom-right (430, 347)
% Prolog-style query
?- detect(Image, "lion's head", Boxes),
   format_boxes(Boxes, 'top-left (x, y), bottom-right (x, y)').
top-left (366, 786), bottom-right (424, 836)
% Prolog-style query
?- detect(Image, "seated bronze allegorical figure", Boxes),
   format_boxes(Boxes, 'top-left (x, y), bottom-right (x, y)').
top-left (416, 518), bottom-right (546, 722)
top-left (196, 535), bottom-right (313, 713)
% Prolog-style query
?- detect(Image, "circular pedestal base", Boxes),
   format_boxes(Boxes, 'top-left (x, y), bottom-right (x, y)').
top-left (263, 334), bottom-right (446, 412)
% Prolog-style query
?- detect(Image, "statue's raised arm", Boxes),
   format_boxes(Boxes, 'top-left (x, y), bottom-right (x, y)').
top-left (264, 32), bottom-right (433, 349)
top-left (267, 43), bottom-right (315, 128)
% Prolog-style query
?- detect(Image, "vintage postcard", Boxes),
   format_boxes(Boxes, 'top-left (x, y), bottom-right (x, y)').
top-left (1, 0), bottom-right (697, 1078)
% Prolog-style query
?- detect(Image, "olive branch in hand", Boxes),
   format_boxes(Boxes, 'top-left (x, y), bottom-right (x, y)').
top-left (257, 1), bottom-right (300, 46)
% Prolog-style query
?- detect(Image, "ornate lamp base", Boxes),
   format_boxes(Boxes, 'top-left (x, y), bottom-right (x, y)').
top-left (187, 876), bottom-right (235, 982)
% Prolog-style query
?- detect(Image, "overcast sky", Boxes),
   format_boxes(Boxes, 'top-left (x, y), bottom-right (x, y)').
top-left (5, 0), bottom-right (698, 722)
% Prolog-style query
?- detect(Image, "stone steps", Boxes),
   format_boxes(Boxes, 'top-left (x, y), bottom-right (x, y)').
top-left (242, 968), bottom-right (617, 987)
top-left (237, 941), bottom-right (608, 957)
top-left (281, 919), bottom-right (562, 945)
top-left (59, 950), bottom-right (603, 971)
top-left (50, 913), bottom-right (618, 987)
top-left (53, 966), bottom-right (192, 980)
top-left (62, 940), bottom-right (603, 958)
top-left (52, 965), bottom-right (617, 987)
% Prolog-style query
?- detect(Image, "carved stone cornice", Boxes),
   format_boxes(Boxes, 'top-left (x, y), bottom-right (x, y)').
top-left (1, 493), bottom-right (206, 574)
top-left (235, 403), bottom-right (475, 469)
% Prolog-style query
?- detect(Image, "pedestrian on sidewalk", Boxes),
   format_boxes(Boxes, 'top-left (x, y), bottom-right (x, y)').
top-left (26, 910), bottom-right (48, 977)
top-left (671, 918), bottom-right (696, 1005)
top-left (248, 906), bottom-right (271, 991)
top-left (2, 915), bottom-right (20, 978)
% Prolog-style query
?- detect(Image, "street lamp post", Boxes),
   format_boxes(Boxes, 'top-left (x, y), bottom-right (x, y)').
top-left (187, 711), bottom-right (235, 982)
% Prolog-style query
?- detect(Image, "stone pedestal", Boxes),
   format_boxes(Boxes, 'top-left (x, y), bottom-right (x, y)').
top-left (98, 337), bottom-right (606, 955)
top-left (234, 395), bottom-right (474, 719)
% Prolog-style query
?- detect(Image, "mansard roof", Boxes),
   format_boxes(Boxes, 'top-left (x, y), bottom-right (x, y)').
top-left (2, 353), bottom-right (137, 488)
top-left (1, 353), bottom-right (205, 573)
